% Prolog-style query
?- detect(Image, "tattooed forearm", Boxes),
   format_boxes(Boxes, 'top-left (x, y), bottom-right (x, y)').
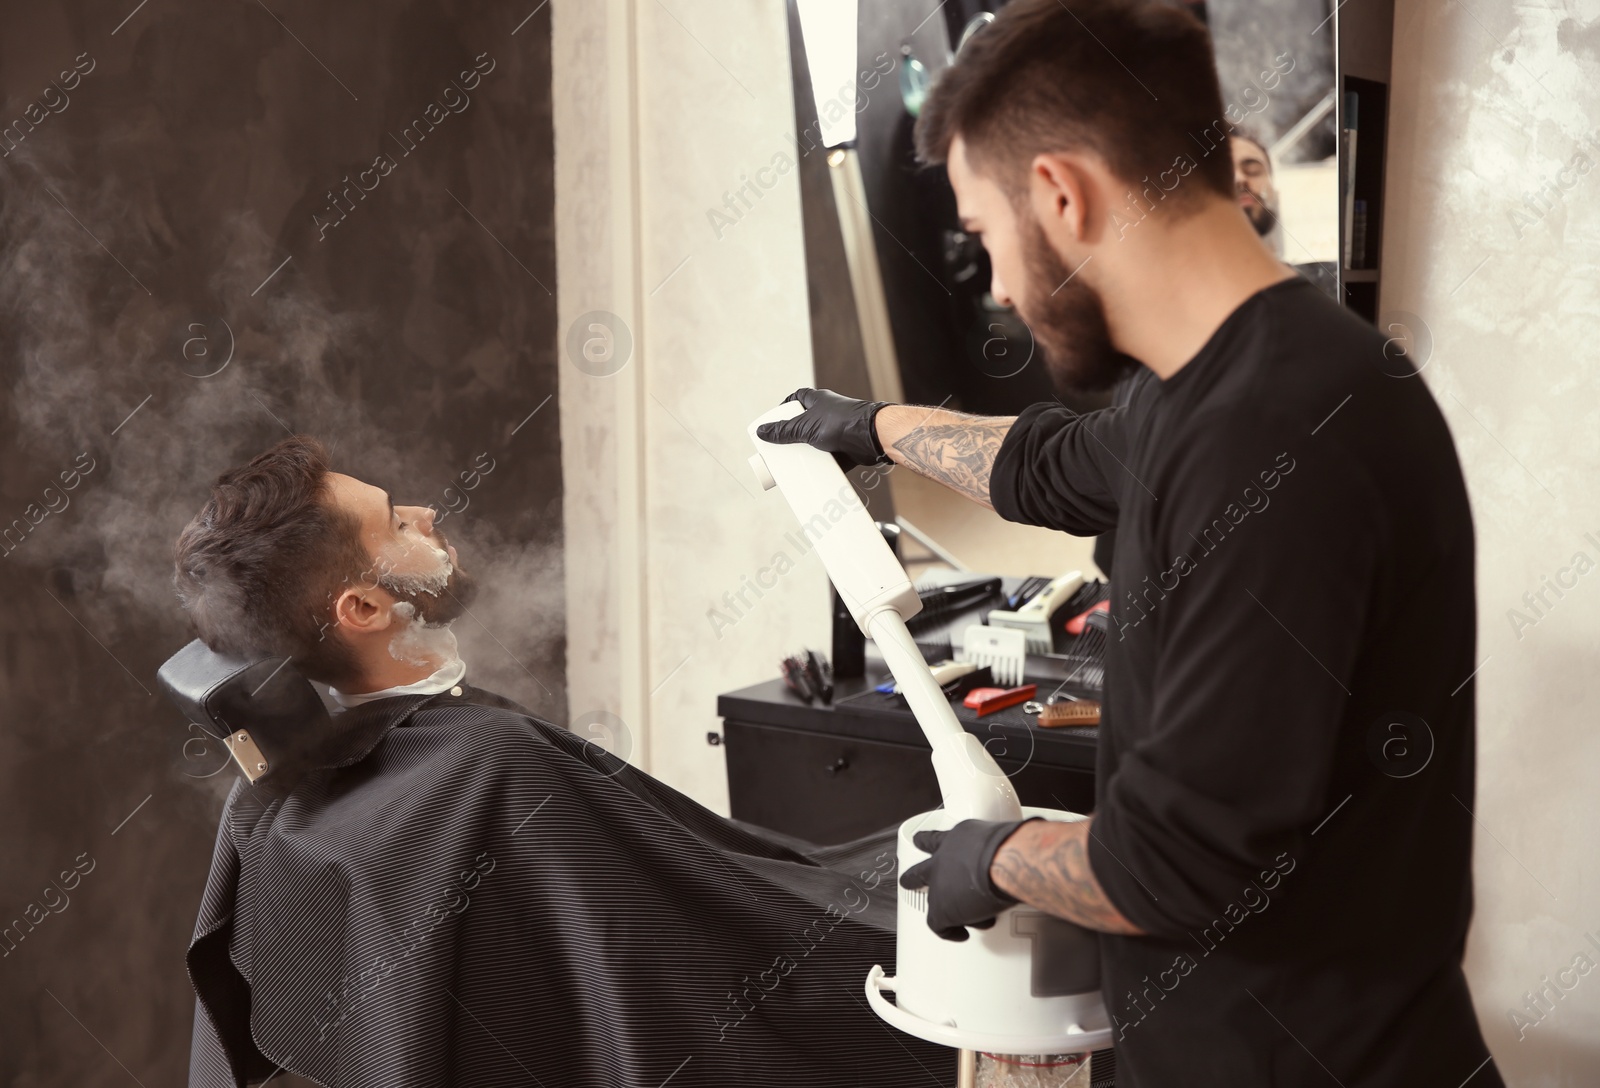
top-left (875, 405), bottom-right (1015, 508)
top-left (990, 818), bottom-right (1145, 935)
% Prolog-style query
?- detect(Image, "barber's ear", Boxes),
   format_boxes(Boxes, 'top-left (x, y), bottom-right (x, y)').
top-left (1029, 152), bottom-right (1091, 242)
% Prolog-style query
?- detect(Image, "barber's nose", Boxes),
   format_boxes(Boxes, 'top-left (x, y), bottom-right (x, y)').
top-left (991, 269), bottom-right (1013, 309)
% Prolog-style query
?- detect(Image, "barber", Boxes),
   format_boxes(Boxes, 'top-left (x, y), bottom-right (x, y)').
top-left (757, 1), bottom-right (1501, 1085)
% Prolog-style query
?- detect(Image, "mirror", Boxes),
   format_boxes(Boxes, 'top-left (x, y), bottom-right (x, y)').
top-left (793, 0), bottom-right (1345, 418)
top-left (1206, 1), bottom-right (1340, 299)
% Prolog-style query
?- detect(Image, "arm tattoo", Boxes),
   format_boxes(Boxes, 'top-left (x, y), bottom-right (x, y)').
top-left (990, 818), bottom-right (1145, 935)
top-left (889, 414), bottom-right (1011, 507)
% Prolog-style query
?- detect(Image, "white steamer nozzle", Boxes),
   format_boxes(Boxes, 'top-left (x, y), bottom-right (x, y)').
top-left (747, 401), bottom-right (1021, 824)
top-left (748, 402), bottom-right (1111, 1058)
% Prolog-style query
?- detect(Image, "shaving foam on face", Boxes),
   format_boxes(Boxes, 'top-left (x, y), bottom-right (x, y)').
top-left (378, 538), bottom-right (454, 597)
top-left (387, 600), bottom-right (462, 668)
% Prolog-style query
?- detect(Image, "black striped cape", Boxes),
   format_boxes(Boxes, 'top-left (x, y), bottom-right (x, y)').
top-left (185, 683), bottom-right (968, 1087)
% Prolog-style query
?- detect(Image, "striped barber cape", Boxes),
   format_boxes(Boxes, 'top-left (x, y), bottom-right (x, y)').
top-left (185, 683), bottom-right (955, 1087)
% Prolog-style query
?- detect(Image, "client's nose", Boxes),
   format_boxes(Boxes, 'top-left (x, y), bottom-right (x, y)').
top-left (398, 504), bottom-right (437, 537)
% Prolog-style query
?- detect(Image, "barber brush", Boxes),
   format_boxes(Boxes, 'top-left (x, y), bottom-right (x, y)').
top-left (907, 575), bottom-right (1003, 632)
top-left (802, 649), bottom-right (833, 704)
top-left (1036, 700), bottom-right (1101, 727)
top-left (1061, 603), bottom-right (1109, 689)
top-left (781, 653), bottom-right (818, 704)
top-left (1064, 598), bottom-right (1109, 637)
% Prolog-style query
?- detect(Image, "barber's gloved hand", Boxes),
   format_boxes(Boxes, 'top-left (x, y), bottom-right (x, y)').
top-left (755, 387), bottom-right (892, 471)
top-left (898, 817), bottom-right (1039, 941)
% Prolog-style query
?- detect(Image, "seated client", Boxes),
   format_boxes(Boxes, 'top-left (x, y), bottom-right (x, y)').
top-left (173, 436), bottom-right (945, 1088)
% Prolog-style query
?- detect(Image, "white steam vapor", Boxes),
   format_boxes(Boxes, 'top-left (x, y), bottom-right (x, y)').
top-left (0, 144), bottom-right (565, 724)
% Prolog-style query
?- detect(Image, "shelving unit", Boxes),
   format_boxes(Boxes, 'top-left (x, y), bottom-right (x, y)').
top-left (1335, 0), bottom-right (1397, 324)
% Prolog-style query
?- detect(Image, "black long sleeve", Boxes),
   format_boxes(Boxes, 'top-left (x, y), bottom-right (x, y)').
top-left (986, 278), bottom-right (1496, 1088)
top-left (1087, 405), bottom-right (1383, 935)
top-left (989, 399), bottom-right (1132, 537)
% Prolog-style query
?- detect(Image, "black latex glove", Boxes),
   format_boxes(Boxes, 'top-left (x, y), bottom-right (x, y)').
top-left (899, 817), bottom-right (1040, 941)
top-left (755, 388), bottom-right (892, 471)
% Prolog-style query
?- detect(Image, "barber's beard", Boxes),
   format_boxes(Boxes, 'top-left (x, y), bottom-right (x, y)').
top-left (1014, 213), bottom-right (1132, 393)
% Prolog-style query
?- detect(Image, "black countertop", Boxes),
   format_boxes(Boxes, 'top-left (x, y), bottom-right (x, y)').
top-left (715, 653), bottom-right (1102, 772)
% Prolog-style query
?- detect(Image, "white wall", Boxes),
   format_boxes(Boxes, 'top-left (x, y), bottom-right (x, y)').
top-left (1384, 2), bottom-right (1600, 1083)
top-left (553, 0), bottom-right (830, 810)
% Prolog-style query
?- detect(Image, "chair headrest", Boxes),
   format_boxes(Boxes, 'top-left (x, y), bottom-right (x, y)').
top-left (157, 639), bottom-right (330, 783)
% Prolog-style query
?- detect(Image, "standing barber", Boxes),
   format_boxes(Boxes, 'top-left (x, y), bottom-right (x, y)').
top-left (758, 1), bottom-right (1500, 1084)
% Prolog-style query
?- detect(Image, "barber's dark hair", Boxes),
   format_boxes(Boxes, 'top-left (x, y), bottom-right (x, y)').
top-left (915, 0), bottom-right (1234, 207)
top-left (174, 436), bottom-right (371, 685)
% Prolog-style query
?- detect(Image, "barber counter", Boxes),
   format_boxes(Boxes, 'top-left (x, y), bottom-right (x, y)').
top-left (717, 654), bottom-right (1100, 846)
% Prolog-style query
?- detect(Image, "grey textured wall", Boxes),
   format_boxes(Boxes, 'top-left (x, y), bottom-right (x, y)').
top-left (0, 2), bottom-right (558, 1083)
top-left (1207, 0), bottom-right (1337, 160)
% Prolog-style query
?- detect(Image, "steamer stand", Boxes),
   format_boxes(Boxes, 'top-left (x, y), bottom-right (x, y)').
top-left (749, 403), bottom-right (1112, 1087)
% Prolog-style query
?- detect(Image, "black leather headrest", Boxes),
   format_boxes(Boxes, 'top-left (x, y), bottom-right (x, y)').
top-left (157, 639), bottom-right (331, 783)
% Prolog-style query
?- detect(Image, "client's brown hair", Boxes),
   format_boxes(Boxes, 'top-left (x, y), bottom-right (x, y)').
top-left (174, 436), bottom-right (371, 685)
top-left (915, 0), bottom-right (1234, 208)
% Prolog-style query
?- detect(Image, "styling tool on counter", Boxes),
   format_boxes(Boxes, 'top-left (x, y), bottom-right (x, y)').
top-left (958, 623), bottom-right (1028, 687)
top-left (911, 631), bottom-right (953, 662)
top-left (750, 400), bottom-right (1109, 1063)
top-left (940, 665), bottom-right (996, 703)
top-left (883, 659), bottom-right (984, 696)
top-left (928, 659), bottom-right (981, 688)
top-left (986, 570), bottom-right (1086, 653)
top-left (780, 654), bottom-right (815, 704)
top-left (1005, 574), bottom-right (1054, 612)
top-left (907, 575), bottom-right (1004, 632)
top-left (1064, 598), bottom-right (1109, 636)
top-left (780, 649), bottom-right (833, 705)
top-left (1061, 606), bottom-right (1110, 689)
top-left (962, 684), bottom-right (1038, 717)
top-left (1036, 701), bottom-right (1102, 728)
top-left (804, 649), bottom-right (833, 704)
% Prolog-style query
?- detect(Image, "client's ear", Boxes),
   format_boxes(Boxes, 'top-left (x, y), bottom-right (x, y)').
top-left (332, 585), bottom-right (397, 635)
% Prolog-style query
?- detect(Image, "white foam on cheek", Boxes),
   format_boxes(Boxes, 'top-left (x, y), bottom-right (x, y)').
top-left (387, 600), bottom-right (461, 668)
top-left (379, 540), bottom-right (454, 597)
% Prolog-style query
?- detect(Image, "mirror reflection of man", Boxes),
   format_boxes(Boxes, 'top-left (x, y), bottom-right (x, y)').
top-left (759, 1), bottom-right (1501, 1085)
top-left (1230, 130), bottom-right (1282, 255)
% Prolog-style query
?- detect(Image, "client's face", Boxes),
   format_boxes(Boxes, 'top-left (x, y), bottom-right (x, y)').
top-left (947, 136), bottom-right (1128, 393)
top-left (327, 472), bottom-right (476, 625)
top-left (1230, 137), bottom-right (1277, 237)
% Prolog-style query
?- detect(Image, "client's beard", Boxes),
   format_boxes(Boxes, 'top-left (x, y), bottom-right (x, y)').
top-left (377, 530), bottom-right (478, 626)
top-left (384, 566), bottom-right (476, 625)
top-left (1015, 212), bottom-right (1132, 394)
top-left (1241, 190), bottom-right (1277, 237)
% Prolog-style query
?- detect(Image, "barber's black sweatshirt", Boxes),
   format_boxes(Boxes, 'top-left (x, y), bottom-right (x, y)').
top-left (990, 278), bottom-right (1502, 1087)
